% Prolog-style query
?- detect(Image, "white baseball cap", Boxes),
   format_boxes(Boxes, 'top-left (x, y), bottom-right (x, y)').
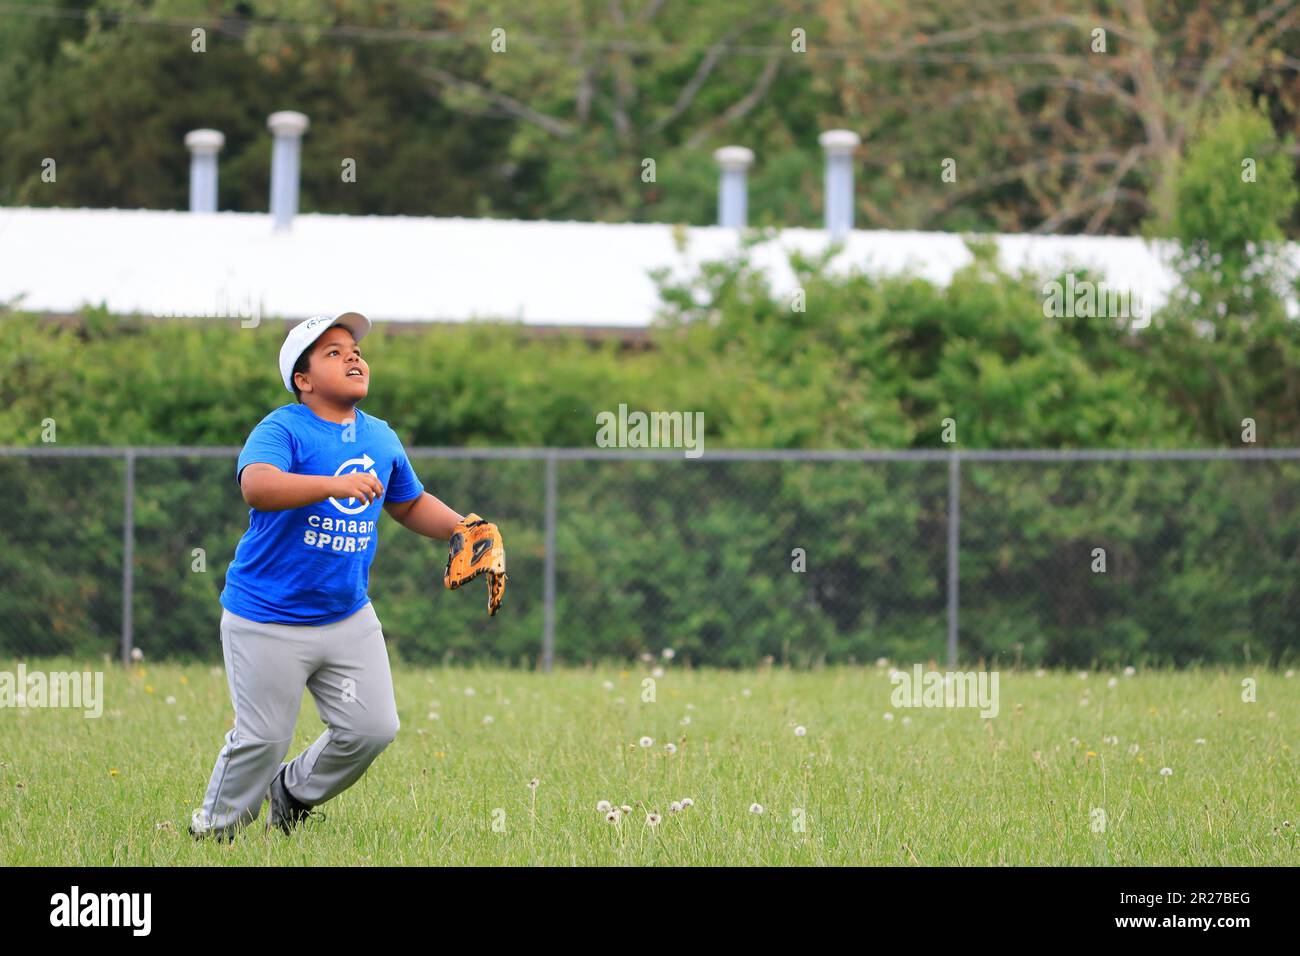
top-left (279, 312), bottom-right (372, 393)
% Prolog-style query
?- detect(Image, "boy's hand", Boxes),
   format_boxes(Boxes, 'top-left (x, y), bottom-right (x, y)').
top-left (329, 472), bottom-right (385, 505)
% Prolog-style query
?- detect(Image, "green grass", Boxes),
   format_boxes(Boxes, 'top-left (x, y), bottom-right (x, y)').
top-left (0, 659), bottom-right (1296, 865)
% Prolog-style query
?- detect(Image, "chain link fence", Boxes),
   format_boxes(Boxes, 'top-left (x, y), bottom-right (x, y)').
top-left (1, 447), bottom-right (1297, 669)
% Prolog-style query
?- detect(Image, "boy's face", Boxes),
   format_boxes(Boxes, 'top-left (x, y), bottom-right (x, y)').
top-left (296, 327), bottom-right (369, 403)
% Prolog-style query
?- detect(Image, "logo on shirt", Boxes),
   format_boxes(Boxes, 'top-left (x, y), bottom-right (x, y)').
top-left (328, 453), bottom-right (380, 516)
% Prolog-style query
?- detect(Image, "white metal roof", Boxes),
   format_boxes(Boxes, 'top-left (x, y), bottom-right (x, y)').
top-left (0, 205), bottom-right (1206, 327)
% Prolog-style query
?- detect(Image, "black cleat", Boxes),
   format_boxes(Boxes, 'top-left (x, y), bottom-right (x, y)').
top-left (266, 764), bottom-right (325, 835)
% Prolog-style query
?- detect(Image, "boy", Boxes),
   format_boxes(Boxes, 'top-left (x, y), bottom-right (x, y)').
top-left (191, 312), bottom-right (469, 842)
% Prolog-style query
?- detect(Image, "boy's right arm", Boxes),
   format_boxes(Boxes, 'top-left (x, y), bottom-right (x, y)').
top-left (240, 463), bottom-right (385, 511)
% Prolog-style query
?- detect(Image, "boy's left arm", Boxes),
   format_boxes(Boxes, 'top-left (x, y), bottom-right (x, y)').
top-left (383, 492), bottom-right (464, 540)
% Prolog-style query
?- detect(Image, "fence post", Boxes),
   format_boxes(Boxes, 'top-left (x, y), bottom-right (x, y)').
top-left (542, 451), bottom-right (557, 672)
top-left (946, 452), bottom-right (960, 668)
top-left (121, 448), bottom-right (136, 667)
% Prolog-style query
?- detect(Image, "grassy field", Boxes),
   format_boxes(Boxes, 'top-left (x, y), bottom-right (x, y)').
top-left (0, 659), bottom-right (1295, 865)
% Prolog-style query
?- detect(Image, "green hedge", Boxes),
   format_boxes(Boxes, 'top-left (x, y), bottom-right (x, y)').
top-left (2, 247), bottom-right (1298, 667)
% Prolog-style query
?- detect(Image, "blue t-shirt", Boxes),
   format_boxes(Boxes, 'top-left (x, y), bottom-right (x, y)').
top-left (219, 403), bottom-right (424, 625)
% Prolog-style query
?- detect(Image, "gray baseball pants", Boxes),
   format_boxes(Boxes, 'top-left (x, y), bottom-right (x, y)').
top-left (194, 601), bottom-right (400, 839)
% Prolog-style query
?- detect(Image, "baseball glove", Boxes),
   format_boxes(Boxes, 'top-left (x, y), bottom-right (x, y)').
top-left (443, 513), bottom-right (507, 616)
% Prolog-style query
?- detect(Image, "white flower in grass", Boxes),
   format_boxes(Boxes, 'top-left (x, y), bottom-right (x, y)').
top-left (130, 648), bottom-right (144, 662)
top-left (463, 687), bottom-right (476, 697)
top-left (597, 800), bottom-right (612, 812)
top-left (794, 725), bottom-right (807, 737)
top-left (646, 812), bottom-right (661, 826)
top-left (681, 716), bottom-right (691, 726)
top-left (178, 715), bottom-right (187, 723)
top-left (1124, 666), bottom-right (1136, 676)
top-left (670, 801), bottom-right (683, 813)
top-left (1034, 669), bottom-right (1046, 678)
top-left (639, 736), bottom-right (653, 748)
top-left (1103, 735), bottom-right (1119, 746)
top-left (686, 703), bottom-right (695, 710)
top-left (427, 712), bottom-right (440, 721)
top-left (662, 648), bottom-right (675, 660)
top-left (620, 805), bottom-right (632, 815)
top-left (883, 712), bottom-right (894, 722)
top-left (605, 810), bottom-right (620, 824)
top-left (1286, 670), bottom-right (1294, 679)
top-left (876, 657), bottom-right (889, 668)
top-left (527, 778), bottom-right (539, 791)
top-left (652, 666), bottom-right (665, 678)
top-left (680, 797), bottom-right (694, 808)
top-left (749, 803), bottom-right (764, 815)
top-left (1194, 738), bottom-right (1207, 745)
top-left (639, 652), bottom-right (654, 663)
top-left (1107, 678), bottom-right (1118, 689)
top-left (1078, 671), bottom-right (1089, 680)
top-left (1069, 737), bottom-right (1080, 747)
top-left (602, 680), bottom-right (614, 690)
top-left (901, 716), bottom-right (912, 726)
top-left (741, 688), bottom-right (752, 697)
top-left (1160, 767), bottom-right (1173, 777)
top-left (1128, 743), bottom-right (1141, 756)
top-left (664, 742), bottom-right (677, 754)
top-left (165, 696), bottom-right (176, 705)
top-left (482, 715), bottom-right (494, 725)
